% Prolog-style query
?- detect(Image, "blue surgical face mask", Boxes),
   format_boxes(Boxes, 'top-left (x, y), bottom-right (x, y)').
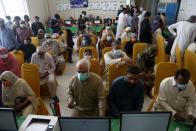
top-left (176, 83), bottom-right (187, 90)
top-left (113, 49), bottom-right (122, 58)
top-left (77, 73), bottom-right (88, 81)
top-left (106, 36), bottom-right (112, 41)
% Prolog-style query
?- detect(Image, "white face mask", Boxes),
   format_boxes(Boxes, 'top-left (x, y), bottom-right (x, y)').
top-left (0, 54), bottom-right (8, 59)
top-left (20, 24), bottom-right (25, 28)
top-left (86, 25), bottom-right (89, 28)
top-left (84, 55), bottom-right (92, 60)
top-left (46, 38), bottom-right (52, 43)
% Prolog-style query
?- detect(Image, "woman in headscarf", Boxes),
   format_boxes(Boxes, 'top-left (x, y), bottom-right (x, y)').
top-left (1, 71), bottom-right (39, 116)
top-left (136, 45), bottom-right (157, 98)
top-left (0, 48), bottom-right (21, 77)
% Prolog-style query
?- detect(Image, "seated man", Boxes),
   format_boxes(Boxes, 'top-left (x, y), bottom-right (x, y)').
top-left (42, 33), bottom-right (66, 73)
top-left (100, 32), bottom-right (115, 50)
top-left (104, 40), bottom-right (132, 72)
top-left (84, 22), bottom-right (96, 35)
top-left (83, 49), bottom-right (94, 59)
top-left (37, 29), bottom-right (45, 46)
top-left (17, 37), bottom-right (36, 63)
top-left (67, 59), bottom-right (106, 117)
top-left (58, 30), bottom-right (73, 63)
top-left (121, 27), bottom-right (132, 40)
top-left (80, 34), bottom-right (94, 48)
top-left (107, 66), bottom-right (144, 118)
top-left (77, 30), bottom-right (85, 49)
top-left (187, 42), bottom-right (196, 53)
top-left (1, 71), bottom-right (39, 116)
top-left (101, 26), bottom-right (115, 40)
top-left (31, 46), bottom-right (58, 100)
top-left (154, 69), bottom-right (196, 121)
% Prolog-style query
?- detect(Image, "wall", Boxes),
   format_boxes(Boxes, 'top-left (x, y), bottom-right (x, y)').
top-left (47, 0), bottom-right (127, 20)
top-left (26, 0), bottom-right (49, 24)
top-left (135, 0), bottom-right (154, 12)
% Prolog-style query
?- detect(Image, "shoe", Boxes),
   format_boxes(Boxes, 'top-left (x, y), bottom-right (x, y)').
top-left (68, 60), bottom-right (73, 63)
top-left (53, 96), bottom-right (59, 103)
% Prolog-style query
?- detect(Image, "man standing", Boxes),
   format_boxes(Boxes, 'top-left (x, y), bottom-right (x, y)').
top-left (131, 10), bottom-right (140, 37)
top-left (50, 14), bottom-right (61, 33)
top-left (154, 69), bottom-right (196, 121)
top-left (139, 12), bottom-right (152, 44)
top-left (0, 18), bottom-right (19, 51)
top-left (116, 8), bottom-right (127, 40)
top-left (169, 16), bottom-right (196, 62)
top-left (31, 46), bottom-right (58, 100)
top-left (5, 16), bottom-right (13, 29)
top-left (12, 16), bottom-right (21, 36)
top-left (16, 20), bottom-right (33, 44)
top-left (31, 16), bottom-right (45, 36)
top-left (107, 66), bottom-right (144, 118)
top-left (78, 11), bottom-right (88, 32)
top-left (67, 59), bottom-right (106, 117)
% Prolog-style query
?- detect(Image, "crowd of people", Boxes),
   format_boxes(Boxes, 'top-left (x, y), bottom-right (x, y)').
top-left (0, 4), bottom-right (196, 123)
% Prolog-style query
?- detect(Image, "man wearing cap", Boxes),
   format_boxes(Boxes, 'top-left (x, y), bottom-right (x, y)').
top-left (12, 16), bottom-right (21, 36)
top-left (31, 16), bottom-right (45, 36)
top-left (42, 34), bottom-right (67, 73)
top-left (0, 18), bottom-right (19, 51)
top-left (31, 46), bottom-right (58, 100)
top-left (121, 27), bottom-right (132, 40)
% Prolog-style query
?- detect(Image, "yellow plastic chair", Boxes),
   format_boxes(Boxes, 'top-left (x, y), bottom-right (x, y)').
top-left (102, 47), bottom-right (112, 73)
top-left (156, 35), bottom-right (170, 64)
top-left (175, 46), bottom-right (182, 69)
top-left (89, 59), bottom-right (101, 76)
top-left (21, 63), bottom-right (49, 115)
top-left (56, 36), bottom-right (63, 42)
top-left (79, 46), bottom-right (98, 59)
top-left (10, 50), bottom-right (24, 65)
top-left (31, 37), bottom-right (39, 48)
top-left (132, 43), bottom-right (148, 65)
top-left (121, 38), bottom-right (131, 51)
top-left (121, 29), bottom-right (126, 35)
top-left (63, 30), bottom-right (68, 43)
top-left (108, 63), bottom-right (129, 91)
top-left (91, 36), bottom-right (97, 45)
top-left (102, 30), bottom-right (106, 35)
top-left (147, 62), bottom-right (179, 111)
top-left (184, 49), bottom-right (196, 87)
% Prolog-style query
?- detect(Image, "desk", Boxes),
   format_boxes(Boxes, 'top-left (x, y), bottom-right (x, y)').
top-left (45, 25), bottom-right (117, 34)
top-left (16, 117), bottom-right (191, 131)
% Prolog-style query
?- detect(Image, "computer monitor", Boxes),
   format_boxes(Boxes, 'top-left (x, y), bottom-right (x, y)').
top-left (121, 112), bottom-right (171, 131)
top-left (64, 20), bottom-right (72, 25)
top-left (94, 20), bottom-right (101, 24)
top-left (0, 108), bottom-right (18, 131)
top-left (59, 117), bottom-right (110, 131)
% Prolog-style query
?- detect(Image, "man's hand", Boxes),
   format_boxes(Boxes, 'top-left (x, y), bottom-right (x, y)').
top-left (68, 102), bottom-right (74, 109)
top-left (14, 103), bottom-right (24, 113)
top-left (174, 113), bottom-right (185, 121)
top-left (116, 61), bottom-right (126, 68)
top-left (40, 72), bottom-right (49, 78)
top-left (188, 115), bottom-right (195, 121)
top-left (121, 57), bottom-right (133, 64)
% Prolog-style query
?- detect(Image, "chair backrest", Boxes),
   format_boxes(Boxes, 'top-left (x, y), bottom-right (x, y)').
top-left (21, 63), bottom-right (41, 97)
top-left (79, 46), bottom-right (98, 59)
top-left (89, 59), bottom-right (101, 76)
top-left (121, 38), bottom-right (130, 51)
top-left (154, 62), bottom-right (179, 97)
top-left (132, 43), bottom-right (148, 65)
top-left (175, 46), bottom-right (182, 69)
top-left (102, 30), bottom-right (106, 35)
top-left (63, 30), bottom-right (68, 43)
top-left (108, 63), bottom-right (129, 91)
top-left (31, 37), bottom-right (39, 48)
top-left (56, 36), bottom-right (63, 42)
top-left (10, 50), bottom-right (24, 65)
top-left (121, 29), bottom-right (126, 35)
top-left (102, 47), bottom-right (112, 72)
top-left (184, 49), bottom-right (196, 86)
top-left (156, 34), bottom-right (165, 64)
top-left (90, 36), bottom-right (97, 45)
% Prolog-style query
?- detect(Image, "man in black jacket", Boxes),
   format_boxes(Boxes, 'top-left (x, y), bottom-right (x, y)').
top-left (31, 16), bottom-right (45, 36)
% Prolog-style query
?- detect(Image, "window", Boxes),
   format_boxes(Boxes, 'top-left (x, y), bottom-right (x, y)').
top-left (0, 0), bottom-right (29, 20)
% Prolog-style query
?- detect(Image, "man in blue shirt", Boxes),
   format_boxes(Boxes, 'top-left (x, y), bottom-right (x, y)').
top-left (50, 14), bottom-right (61, 33)
top-left (0, 18), bottom-right (19, 51)
top-left (107, 66), bottom-right (144, 118)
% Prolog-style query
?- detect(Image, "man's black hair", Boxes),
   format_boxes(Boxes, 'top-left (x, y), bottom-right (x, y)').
top-left (127, 66), bottom-right (141, 74)
top-left (175, 69), bottom-right (190, 79)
